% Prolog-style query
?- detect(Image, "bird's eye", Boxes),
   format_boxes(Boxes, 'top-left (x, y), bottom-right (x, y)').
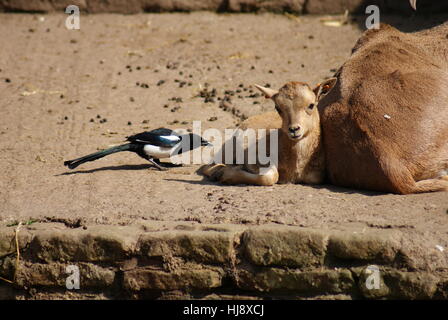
top-left (308, 103), bottom-right (315, 110)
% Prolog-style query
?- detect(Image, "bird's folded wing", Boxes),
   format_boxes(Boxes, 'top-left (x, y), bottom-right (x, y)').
top-left (127, 128), bottom-right (181, 147)
top-left (149, 128), bottom-right (176, 136)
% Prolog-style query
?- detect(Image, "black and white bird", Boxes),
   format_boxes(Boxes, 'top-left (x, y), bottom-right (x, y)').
top-left (64, 128), bottom-right (211, 170)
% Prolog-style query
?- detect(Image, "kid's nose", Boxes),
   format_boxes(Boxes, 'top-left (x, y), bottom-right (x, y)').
top-left (289, 126), bottom-right (300, 133)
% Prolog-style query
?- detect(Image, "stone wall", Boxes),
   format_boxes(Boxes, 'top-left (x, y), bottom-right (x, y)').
top-left (1, 223), bottom-right (447, 299)
top-left (0, 0), bottom-right (447, 14)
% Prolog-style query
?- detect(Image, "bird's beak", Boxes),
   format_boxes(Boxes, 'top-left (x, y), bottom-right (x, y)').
top-left (202, 140), bottom-right (212, 147)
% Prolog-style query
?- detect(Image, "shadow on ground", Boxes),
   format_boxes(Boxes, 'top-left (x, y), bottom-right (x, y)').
top-left (57, 164), bottom-right (155, 175)
top-left (350, 0), bottom-right (448, 32)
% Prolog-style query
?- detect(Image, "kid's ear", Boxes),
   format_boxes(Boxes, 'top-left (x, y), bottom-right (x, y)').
top-left (313, 77), bottom-right (337, 101)
top-left (254, 84), bottom-right (279, 99)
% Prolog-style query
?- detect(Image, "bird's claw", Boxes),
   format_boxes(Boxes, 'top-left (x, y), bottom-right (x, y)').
top-left (148, 158), bottom-right (168, 171)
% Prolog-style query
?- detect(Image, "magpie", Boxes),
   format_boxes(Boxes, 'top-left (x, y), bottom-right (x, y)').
top-left (64, 128), bottom-right (211, 170)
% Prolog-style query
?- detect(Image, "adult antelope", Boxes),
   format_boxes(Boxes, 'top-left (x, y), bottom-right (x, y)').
top-left (200, 21), bottom-right (448, 194)
top-left (318, 22), bottom-right (448, 194)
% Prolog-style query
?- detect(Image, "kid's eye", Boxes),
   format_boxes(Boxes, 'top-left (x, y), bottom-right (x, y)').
top-left (308, 103), bottom-right (315, 110)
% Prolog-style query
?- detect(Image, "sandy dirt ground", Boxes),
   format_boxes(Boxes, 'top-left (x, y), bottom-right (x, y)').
top-left (0, 12), bottom-right (447, 248)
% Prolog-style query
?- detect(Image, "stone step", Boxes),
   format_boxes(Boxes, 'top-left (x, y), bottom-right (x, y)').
top-left (1, 223), bottom-right (446, 299)
top-left (1, 0), bottom-right (446, 14)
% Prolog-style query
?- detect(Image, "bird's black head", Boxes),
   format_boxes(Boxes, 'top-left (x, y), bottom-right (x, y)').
top-left (188, 133), bottom-right (212, 147)
top-left (173, 133), bottom-right (211, 155)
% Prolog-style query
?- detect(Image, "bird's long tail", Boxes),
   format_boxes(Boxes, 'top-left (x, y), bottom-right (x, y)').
top-left (64, 144), bottom-right (134, 169)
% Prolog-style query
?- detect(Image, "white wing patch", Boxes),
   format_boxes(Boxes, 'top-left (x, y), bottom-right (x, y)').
top-left (161, 135), bottom-right (181, 142)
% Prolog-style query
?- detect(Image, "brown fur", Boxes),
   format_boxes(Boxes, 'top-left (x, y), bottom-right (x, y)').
top-left (201, 22), bottom-right (448, 193)
top-left (274, 82), bottom-right (325, 184)
top-left (319, 23), bottom-right (448, 194)
top-left (199, 82), bottom-right (328, 186)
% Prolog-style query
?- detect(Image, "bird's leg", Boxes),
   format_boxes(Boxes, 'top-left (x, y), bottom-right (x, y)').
top-left (154, 158), bottom-right (183, 168)
top-left (147, 157), bottom-right (168, 171)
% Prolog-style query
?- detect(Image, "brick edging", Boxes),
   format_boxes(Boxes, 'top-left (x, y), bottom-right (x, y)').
top-left (0, 0), bottom-right (445, 14)
top-left (1, 223), bottom-right (447, 299)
